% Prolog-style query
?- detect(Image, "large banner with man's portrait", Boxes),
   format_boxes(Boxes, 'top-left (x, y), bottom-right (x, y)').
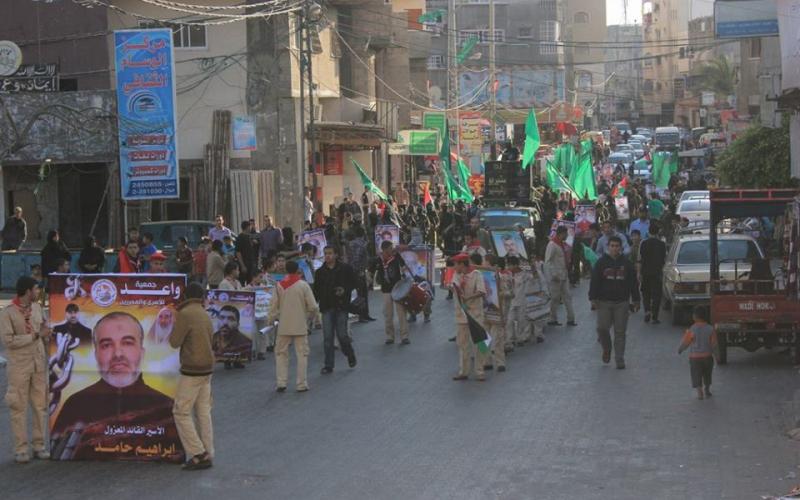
top-left (48, 274), bottom-right (186, 462)
top-left (206, 290), bottom-right (255, 364)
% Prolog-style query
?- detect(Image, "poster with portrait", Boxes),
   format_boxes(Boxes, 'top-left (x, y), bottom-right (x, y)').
top-left (574, 205), bottom-right (596, 238)
top-left (614, 196), bottom-right (630, 221)
top-left (549, 220), bottom-right (577, 247)
top-left (479, 268), bottom-right (502, 323)
top-left (206, 290), bottom-right (256, 363)
top-left (491, 230), bottom-right (528, 260)
top-left (400, 245), bottom-right (433, 284)
top-left (375, 224), bottom-right (400, 249)
top-left (298, 229), bottom-right (327, 259)
top-left (48, 274), bottom-right (186, 462)
top-left (441, 266), bottom-right (456, 289)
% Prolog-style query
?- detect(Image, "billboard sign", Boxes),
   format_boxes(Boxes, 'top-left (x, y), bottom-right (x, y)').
top-left (715, 0), bottom-right (779, 38)
top-left (114, 29), bottom-right (180, 200)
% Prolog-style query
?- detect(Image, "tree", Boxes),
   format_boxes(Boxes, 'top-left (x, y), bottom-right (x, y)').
top-left (691, 56), bottom-right (736, 97)
top-left (716, 117), bottom-right (795, 188)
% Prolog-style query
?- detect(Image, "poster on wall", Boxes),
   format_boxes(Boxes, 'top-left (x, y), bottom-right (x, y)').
top-left (232, 116), bottom-right (257, 151)
top-left (206, 290), bottom-right (255, 364)
top-left (48, 274), bottom-right (186, 462)
top-left (375, 224), bottom-right (400, 249)
top-left (114, 29), bottom-right (180, 200)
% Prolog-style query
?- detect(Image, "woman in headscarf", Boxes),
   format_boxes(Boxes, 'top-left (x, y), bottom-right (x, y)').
top-left (78, 235), bottom-right (105, 273)
top-left (40, 230), bottom-right (71, 278)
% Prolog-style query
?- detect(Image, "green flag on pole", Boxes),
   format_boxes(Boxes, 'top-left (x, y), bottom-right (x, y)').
top-left (554, 144), bottom-right (575, 179)
top-left (521, 108), bottom-right (540, 170)
top-left (456, 36), bottom-right (478, 64)
top-left (439, 123), bottom-right (473, 202)
top-left (351, 159), bottom-right (388, 201)
top-left (546, 160), bottom-right (578, 198)
top-left (651, 151), bottom-right (672, 188)
top-left (570, 140), bottom-right (597, 201)
top-left (667, 151), bottom-right (679, 174)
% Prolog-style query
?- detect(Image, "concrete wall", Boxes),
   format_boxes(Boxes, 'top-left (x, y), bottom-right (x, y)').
top-left (108, 0), bottom-right (248, 162)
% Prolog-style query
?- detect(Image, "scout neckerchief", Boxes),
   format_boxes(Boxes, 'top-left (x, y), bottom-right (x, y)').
top-left (279, 274), bottom-right (302, 289)
top-left (12, 297), bottom-right (33, 337)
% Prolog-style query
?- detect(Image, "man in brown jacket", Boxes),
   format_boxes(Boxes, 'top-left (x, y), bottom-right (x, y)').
top-left (169, 282), bottom-right (215, 470)
top-left (267, 260), bottom-right (319, 393)
top-left (1, 276), bottom-right (51, 463)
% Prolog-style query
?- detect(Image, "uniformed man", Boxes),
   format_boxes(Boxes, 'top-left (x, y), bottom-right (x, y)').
top-left (1, 276), bottom-right (51, 463)
top-left (451, 253), bottom-right (487, 381)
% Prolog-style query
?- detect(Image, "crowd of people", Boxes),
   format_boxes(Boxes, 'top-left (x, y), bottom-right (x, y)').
top-left (2, 146), bottom-right (728, 469)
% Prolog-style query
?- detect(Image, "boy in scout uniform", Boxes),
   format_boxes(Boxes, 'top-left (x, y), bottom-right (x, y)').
top-left (450, 253), bottom-right (487, 381)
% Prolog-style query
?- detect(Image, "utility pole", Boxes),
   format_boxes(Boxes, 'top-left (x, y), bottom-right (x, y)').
top-left (305, 3), bottom-right (317, 204)
top-left (298, 11), bottom-right (307, 204)
top-left (489, 0), bottom-right (497, 157)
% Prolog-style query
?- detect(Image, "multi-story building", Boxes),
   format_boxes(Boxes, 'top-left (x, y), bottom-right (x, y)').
top-left (603, 24), bottom-right (642, 125)
top-left (563, 0), bottom-right (607, 129)
top-left (641, 0), bottom-right (690, 126)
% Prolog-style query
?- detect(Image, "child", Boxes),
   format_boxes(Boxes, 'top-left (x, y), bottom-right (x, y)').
top-left (678, 306), bottom-right (719, 400)
top-left (140, 232), bottom-right (157, 271)
top-left (193, 237), bottom-right (210, 287)
top-left (175, 237), bottom-right (194, 276)
top-left (484, 255), bottom-right (508, 372)
top-left (222, 235), bottom-right (236, 261)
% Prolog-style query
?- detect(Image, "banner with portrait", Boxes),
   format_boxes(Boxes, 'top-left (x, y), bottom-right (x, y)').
top-left (574, 204), bottom-right (596, 238)
top-left (479, 268), bottom-right (502, 323)
top-left (298, 229), bottom-right (327, 259)
top-left (614, 196), bottom-right (630, 221)
top-left (206, 290), bottom-right (256, 363)
top-left (549, 220), bottom-right (576, 247)
top-left (491, 230), bottom-right (528, 260)
top-left (399, 245), bottom-right (433, 284)
top-left (375, 224), bottom-right (400, 249)
top-left (48, 274), bottom-right (186, 462)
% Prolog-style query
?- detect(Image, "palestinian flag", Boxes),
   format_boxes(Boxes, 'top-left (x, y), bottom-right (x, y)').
top-left (611, 176), bottom-right (628, 197)
top-left (466, 310), bottom-right (492, 354)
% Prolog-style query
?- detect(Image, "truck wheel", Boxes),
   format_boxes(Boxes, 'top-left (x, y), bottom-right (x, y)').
top-left (718, 331), bottom-right (728, 365)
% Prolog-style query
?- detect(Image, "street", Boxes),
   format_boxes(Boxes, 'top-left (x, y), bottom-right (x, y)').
top-left (1, 282), bottom-right (798, 500)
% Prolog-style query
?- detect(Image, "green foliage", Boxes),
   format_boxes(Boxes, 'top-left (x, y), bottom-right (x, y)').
top-left (691, 56), bottom-right (736, 96)
top-left (716, 118), bottom-right (795, 188)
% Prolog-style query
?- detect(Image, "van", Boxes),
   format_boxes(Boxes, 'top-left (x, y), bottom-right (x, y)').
top-left (654, 126), bottom-right (681, 148)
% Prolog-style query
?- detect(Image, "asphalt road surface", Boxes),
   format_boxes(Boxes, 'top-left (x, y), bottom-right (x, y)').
top-left (1, 283), bottom-right (799, 500)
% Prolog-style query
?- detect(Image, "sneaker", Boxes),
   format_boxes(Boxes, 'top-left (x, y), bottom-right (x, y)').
top-left (348, 354), bottom-right (357, 368)
top-left (400, 338), bottom-right (411, 345)
top-left (547, 321), bottom-right (562, 326)
top-left (602, 350), bottom-right (611, 364)
top-left (15, 453), bottom-right (30, 464)
top-left (33, 449), bottom-right (49, 460)
top-left (476, 375), bottom-right (486, 382)
top-left (644, 313), bottom-right (651, 323)
top-left (452, 374), bottom-right (468, 381)
top-left (652, 318), bottom-right (661, 325)
top-left (566, 321), bottom-right (578, 327)
top-left (424, 315), bottom-right (431, 323)
top-left (385, 339), bottom-right (395, 345)
top-left (536, 337), bottom-right (545, 344)
top-left (320, 367), bottom-right (333, 374)
top-left (616, 361), bottom-right (626, 370)
top-left (276, 386), bottom-right (287, 393)
top-left (296, 387), bottom-right (309, 393)
top-left (256, 353), bottom-right (266, 361)
top-left (497, 366), bottom-right (507, 373)
top-left (448, 336), bottom-right (456, 342)
top-left (704, 387), bottom-right (712, 398)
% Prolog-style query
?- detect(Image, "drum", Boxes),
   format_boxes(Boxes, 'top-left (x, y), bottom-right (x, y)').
top-left (391, 278), bottom-right (428, 313)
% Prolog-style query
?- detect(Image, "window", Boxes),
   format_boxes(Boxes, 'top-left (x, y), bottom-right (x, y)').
top-left (673, 78), bottom-right (685, 98)
top-left (539, 20), bottom-right (560, 41)
top-left (427, 55), bottom-right (446, 69)
top-left (679, 47), bottom-right (686, 59)
top-left (540, 0), bottom-right (556, 11)
top-left (573, 12), bottom-right (589, 24)
top-left (139, 21), bottom-right (206, 49)
top-left (677, 239), bottom-right (760, 265)
top-left (458, 29), bottom-right (505, 43)
top-left (518, 26), bottom-right (533, 38)
top-left (644, 53), bottom-right (653, 67)
top-left (750, 38), bottom-right (761, 59)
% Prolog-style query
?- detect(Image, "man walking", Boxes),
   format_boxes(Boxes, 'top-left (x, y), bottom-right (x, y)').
top-left (545, 225), bottom-right (576, 326)
top-left (314, 245), bottom-right (358, 373)
top-left (638, 223), bottom-right (667, 324)
top-left (169, 282), bottom-right (215, 470)
top-left (596, 221), bottom-right (630, 257)
top-left (235, 220), bottom-right (258, 285)
top-left (1, 206), bottom-right (27, 250)
top-left (1, 277), bottom-right (50, 463)
top-left (208, 215), bottom-right (233, 243)
top-left (268, 261), bottom-right (319, 392)
top-left (372, 240), bottom-right (409, 345)
top-left (589, 236), bottom-right (640, 369)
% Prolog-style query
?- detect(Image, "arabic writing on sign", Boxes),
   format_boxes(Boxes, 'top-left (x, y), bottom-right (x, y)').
top-left (94, 441), bottom-right (177, 458)
top-left (121, 282), bottom-right (182, 300)
top-left (0, 77), bottom-right (58, 93)
top-left (122, 36), bottom-right (167, 53)
top-left (122, 73), bottom-right (168, 94)
top-left (103, 424), bottom-right (166, 437)
top-left (121, 53), bottom-right (166, 71)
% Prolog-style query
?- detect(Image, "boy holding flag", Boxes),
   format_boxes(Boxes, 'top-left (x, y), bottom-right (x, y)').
top-left (450, 253), bottom-right (488, 381)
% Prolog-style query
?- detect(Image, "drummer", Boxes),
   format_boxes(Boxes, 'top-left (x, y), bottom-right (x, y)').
top-left (371, 240), bottom-right (410, 345)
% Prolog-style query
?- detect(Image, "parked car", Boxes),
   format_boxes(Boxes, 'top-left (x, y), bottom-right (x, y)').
top-left (677, 198), bottom-right (710, 222)
top-left (140, 220), bottom-right (215, 251)
top-left (627, 141), bottom-right (645, 159)
top-left (679, 190), bottom-right (709, 202)
top-left (654, 126), bottom-right (681, 148)
top-left (663, 233), bottom-right (765, 324)
top-left (608, 152), bottom-right (634, 168)
top-left (630, 134), bottom-right (649, 144)
top-left (632, 162), bottom-right (651, 181)
top-left (478, 208), bottom-right (537, 246)
top-left (614, 143), bottom-right (634, 153)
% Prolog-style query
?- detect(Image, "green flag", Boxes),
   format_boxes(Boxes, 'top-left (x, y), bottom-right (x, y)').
top-left (570, 140), bottom-right (597, 201)
top-left (521, 108), bottom-right (540, 170)
top-left (651, 151), bottom-right (672, 188)
top-left (582, 242), bottom-right (599, 268)
top-left (667, 151), bottom-right (679, 174)
top-left (456, 36), bottom-right (478, 64)
top-left (439, 124), bottom-right (472, 202)
top-left (457, 157), bottom-right (471, 190)
top-left (555, 144), bottom-right (575, 179)
top-left (546, 160), bottom-right (578, 197)
top-left (351, 159), bottom-right (388, 201)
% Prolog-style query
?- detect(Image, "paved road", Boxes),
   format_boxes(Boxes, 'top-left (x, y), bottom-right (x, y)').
top-left (1, 283), bottom-right (798, 500)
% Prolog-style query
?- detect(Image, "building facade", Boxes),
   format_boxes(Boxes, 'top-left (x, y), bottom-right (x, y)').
top-left (603, 24), bottom-right (643, 125)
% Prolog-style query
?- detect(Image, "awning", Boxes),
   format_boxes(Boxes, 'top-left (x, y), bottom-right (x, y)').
top-left (309, 122), bottom-right (387, 147)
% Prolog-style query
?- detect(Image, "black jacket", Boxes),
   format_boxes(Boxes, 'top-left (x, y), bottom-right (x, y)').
top-left (639, 238), bottom-right (667, 277)
top-left (589, 254), bottom-right (640, 303)
top-left (313, 261), bottom-right (358, 312)
top-left (370, 253), bottom-right (406, 293)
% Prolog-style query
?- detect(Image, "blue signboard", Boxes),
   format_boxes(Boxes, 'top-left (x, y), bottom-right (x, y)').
top-left (232, 116), bottom-right (257, 151)
top-left (714, 0), bottom-right (779, 38)
top-left (114, 29), bottom-right (179, 200)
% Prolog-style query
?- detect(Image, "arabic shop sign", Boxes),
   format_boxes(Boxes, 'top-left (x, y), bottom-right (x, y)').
top-left (114, 29), bottom-right (180, 201)
top-left (0, 63), bottom-right (59, 93)
top-left (390, 129), bottom-right (441, 155)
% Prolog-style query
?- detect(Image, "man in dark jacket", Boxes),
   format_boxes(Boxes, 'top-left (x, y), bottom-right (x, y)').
top-left (638, 223), bottom-right (667, 324)
top-left (589, 236), bottom-right (640, 369)
top-left (313, 245), bottom-right (358, 373)
top-left (1, 206), bottom-right (27, 250)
